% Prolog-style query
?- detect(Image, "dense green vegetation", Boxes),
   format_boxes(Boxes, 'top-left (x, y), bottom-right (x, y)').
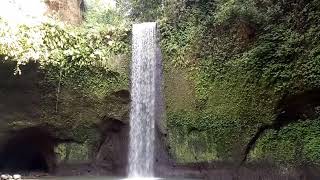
top-left (0, 1), bottom-right (131, 160)
top-left (156, 0), bottom-right (320, 166)
top-left (1, 0), bottom-right (320, 167)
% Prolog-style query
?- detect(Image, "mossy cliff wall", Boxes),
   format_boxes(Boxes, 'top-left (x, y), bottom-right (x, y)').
top-left (159, 0), bottom-right (320, 167)
top-left (2, 0), bottom-right (320, 173)
top-left (0, 59), bottom-right (130, 171)
top-left (0, 0), bottom-right (133, 173)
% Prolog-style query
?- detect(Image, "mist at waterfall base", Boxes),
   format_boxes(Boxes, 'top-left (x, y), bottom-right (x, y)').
top-left (127, 22), bottom-right (161, 179)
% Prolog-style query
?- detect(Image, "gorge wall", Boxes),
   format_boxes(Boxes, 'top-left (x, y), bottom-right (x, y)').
top-left (2, 0), bottom-right (320, 178)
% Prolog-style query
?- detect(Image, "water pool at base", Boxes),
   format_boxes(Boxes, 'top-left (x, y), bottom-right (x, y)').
top-left (34, 177), bottom-right (201, 180)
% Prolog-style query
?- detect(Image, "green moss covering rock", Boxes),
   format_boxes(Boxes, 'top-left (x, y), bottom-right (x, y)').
top-left (159, 0), bottom-right (320, 166)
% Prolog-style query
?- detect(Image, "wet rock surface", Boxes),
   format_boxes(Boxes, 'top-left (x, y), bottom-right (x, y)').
top-left (0, 174), bottom-right (22, 180)
top-left (0, 62), bottom-right (130, 176)
top-left (0, 63), bottom-right (320, 179)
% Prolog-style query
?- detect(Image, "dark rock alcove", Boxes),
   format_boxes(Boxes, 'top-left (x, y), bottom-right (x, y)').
top-left (0, 127), bottom-right (57, 173)
top-left (95, 118), bottom-right (129, 176)
top-left (242, 89), bottom-right (320, 164)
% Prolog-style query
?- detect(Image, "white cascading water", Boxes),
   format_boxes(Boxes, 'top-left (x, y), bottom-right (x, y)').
top-left (128, 22), bottom-right (161, 178)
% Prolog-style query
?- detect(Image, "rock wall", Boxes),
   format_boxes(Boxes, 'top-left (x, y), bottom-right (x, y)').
top-left (45, 0), bottom-right (84, 24)
top-left (0, 61), bottom-right (130, 175)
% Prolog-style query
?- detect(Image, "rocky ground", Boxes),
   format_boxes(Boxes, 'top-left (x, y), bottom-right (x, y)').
top-left (1, 174), bottom-right (22, 180)
top-left (2, 163), bottom-right (320, 180)
top-left (155, 162), bottom-right (320, 180)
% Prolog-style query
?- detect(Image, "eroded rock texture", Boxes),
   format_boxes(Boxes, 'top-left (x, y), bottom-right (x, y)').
top-left (0, 61), bottom-right (131, 175)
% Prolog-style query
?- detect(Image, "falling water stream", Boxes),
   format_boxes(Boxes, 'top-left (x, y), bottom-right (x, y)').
top-left (128, 22), bottom-right (161, 178)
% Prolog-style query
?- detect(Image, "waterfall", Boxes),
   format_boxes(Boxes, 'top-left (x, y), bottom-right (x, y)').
top-left (128, 22), bottom-right (161, 178)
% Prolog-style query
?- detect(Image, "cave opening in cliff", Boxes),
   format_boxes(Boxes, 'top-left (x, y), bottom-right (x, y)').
top-left (0, 127), bottom-right (56, 173)
top-left (242, 89), bottom-right (320, 164)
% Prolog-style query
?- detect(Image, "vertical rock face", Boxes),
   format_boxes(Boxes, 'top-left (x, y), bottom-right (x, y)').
top-left (0, 0), bottom-right (84, 24)
top-left (45, 0), bottom-right (84, 24)
top-left (0, 59), bottom-right (132, 175)
top-left (95, 119), bottom-right (129, 175)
